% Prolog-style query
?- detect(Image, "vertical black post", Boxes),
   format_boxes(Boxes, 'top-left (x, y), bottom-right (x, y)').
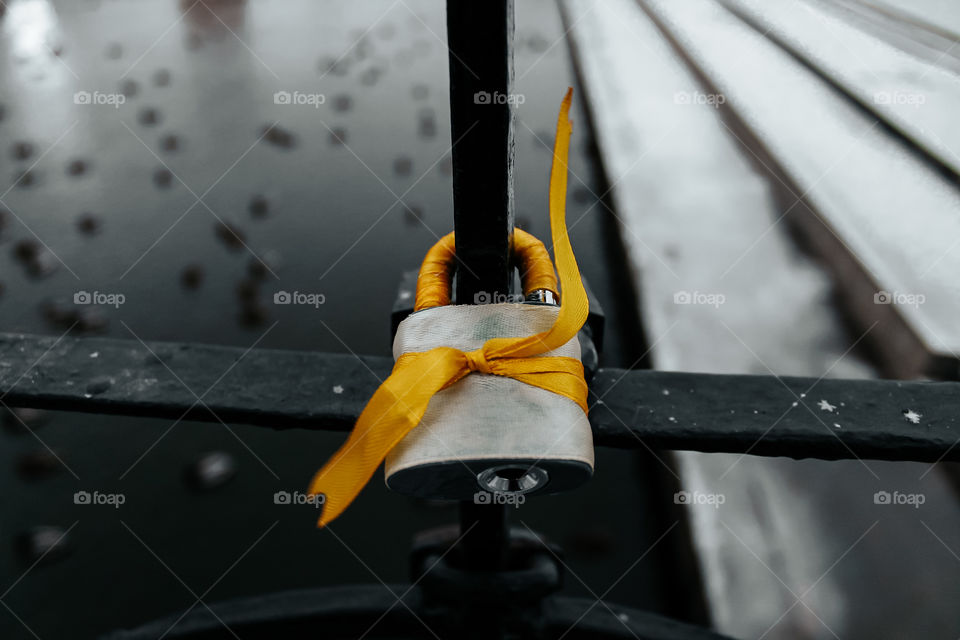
top-left (446, 0), bottom-right (514, 569)
top-left (447, 0), bottom-right (516, 305)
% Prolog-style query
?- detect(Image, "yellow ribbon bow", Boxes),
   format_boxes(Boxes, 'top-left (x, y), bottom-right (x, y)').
top-left (308, 88), bottom-right (588, 527)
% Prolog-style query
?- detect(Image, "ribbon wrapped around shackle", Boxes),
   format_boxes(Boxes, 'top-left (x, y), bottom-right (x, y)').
top-left (307, 88), bottom-right (588, 527)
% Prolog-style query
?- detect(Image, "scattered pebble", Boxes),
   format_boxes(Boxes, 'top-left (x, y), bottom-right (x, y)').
top-left (238, 301), bottom-right (269, 327)
top-left (818, 399), bottom-right (836, 413)
top-left (328, 127), bottom-right (348, 145)
top-left (262, 124), bottom-right (296, 149)
top-left (183, 451), bottom-right (237, 491)
top-left (417, 108), bottom-right (436, 139)
top-left (359, 66), bottom-right (384, 86)
top-left (403, 205), bottom-right (423, 224)
top-left (333, 385), bottom-right (344, 394)
top-left (153, 167), bottom-right (173, 188)
top-left (572, 186), bottom-right (593, 204)
top-left (13, 238), bottom-right (40, 262)
top-left (12, 141), bottom-right (33, 161)
top-left (153, 68), bottom-right (171, 87)
top-left (180, 264), bottom-right (204, 289)
top-left (411, 84), bottom-right (429, 101)
top-left (439, 155), bottom-right (452, 177)
top-left (77, 212), bottom-right (101, 234)
top-left (903, 409), bottom-right (922, 424)
top-left (138, 107), bottom-right (160, 126)
top-left (393, 156), bottom-right (413, 177)
top-left (66, 158), bottom-right (89, 177)
top-left (249, 194), bottom-right (269, 218)
top-left (160, 133), bottom-right (180, 152)
top-left (525, 33), bottom-right (550, 54)
top-left (332, 94), bottom-right (353, 113)
top-left (318, 56), bottom-right (349, 77)
top-left (14, 168), bottom-right (38, 188)
top-left (214, 220), bottom-right (246, 250)
top-left (105, 42), bottom-right (123, 60)
top-left (186, 32), bottom-right (204, 51)
top-left (247, 250), bottom-right (281, 279)
top-left (235, 278), bottom-right (259, 302)
top-left (119, 78), bottom-right (139, 98)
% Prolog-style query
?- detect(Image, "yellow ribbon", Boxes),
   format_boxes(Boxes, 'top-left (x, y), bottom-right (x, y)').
top-left (308, 88), bottom-right (587, 527)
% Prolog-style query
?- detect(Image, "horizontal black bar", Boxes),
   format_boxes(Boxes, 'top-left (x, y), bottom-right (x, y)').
top-left (0, 332), bottom-right (390, 431)
top-left (1, 333), bottom-right (956, 462)
top-left (589, 368), bottom-right (958, 462)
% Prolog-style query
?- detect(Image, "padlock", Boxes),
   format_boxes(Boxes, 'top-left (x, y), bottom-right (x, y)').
top-left (384, 229), bottom-right (595, 501)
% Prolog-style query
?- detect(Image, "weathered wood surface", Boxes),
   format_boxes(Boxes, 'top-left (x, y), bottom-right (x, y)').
top-left (642, 0), bottom-right (960, 378)
top-left (562, 0), bottom-right (960, 637)
top-left (721, 0), bottom-right (960, 177)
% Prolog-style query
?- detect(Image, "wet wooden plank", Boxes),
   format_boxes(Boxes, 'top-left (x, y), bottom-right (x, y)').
top-left (562, 1), bottom-right (960, 637)
top-left (642, 0), bottom-right (960, 378)
top-left (722, 0), bottom-right (960, 178)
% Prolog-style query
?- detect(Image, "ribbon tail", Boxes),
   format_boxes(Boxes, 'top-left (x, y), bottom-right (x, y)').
top-left (309, 349), bottom-right (467, 527)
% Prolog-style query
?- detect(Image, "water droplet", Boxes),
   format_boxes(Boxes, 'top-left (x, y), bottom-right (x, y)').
top-left (184, 451), bottom-right (237, 491)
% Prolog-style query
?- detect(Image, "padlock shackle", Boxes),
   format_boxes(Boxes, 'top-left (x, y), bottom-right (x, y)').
top-left (414, 229), bottom-right (559, 311)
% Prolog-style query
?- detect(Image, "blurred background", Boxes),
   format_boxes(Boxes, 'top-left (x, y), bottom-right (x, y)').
top-left (0, 0), bottom-right (958, 638)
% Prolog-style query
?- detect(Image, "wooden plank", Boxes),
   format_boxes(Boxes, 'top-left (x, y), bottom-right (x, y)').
top-left (721, 0), bottom-right (960, 178)
top-left (642, 0), bottom-right (960, 377)
top-left (562, 0), bottom-right (960, 637)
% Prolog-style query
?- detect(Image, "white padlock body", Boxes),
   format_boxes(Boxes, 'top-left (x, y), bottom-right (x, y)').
top-left (385, 303), bottom-right (594, 500)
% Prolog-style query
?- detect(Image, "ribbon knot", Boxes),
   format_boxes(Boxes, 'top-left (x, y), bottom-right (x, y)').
top-left (465, 349), bottom-right (493, 374)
